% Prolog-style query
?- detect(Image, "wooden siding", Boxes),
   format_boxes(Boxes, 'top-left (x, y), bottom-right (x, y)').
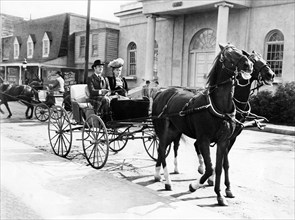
top-left (106, 31), bottom-right (119, 62)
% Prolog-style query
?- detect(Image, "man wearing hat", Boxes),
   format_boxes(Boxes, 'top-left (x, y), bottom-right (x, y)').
top-left (87, 60), bottom-right (111, 118)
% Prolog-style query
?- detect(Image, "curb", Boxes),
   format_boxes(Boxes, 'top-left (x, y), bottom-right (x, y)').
top-left (245, 125), bottom-right (295, 136)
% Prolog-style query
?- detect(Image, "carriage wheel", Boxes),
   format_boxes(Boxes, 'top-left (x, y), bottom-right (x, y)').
top-left (50, 105), bottom-right (64, 120)
top-left (48, 106), bottom-right (72, 157)
top-left (34, 103), bottom-right (50, 122)
top-left (82, 114), bottom-right (109, 169)
top-left (142, 128), bottom-right (171, 161)
top-left (108, 128), bottom-right (128, 152)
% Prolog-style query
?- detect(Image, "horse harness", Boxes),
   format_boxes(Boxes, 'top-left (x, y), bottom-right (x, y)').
top-left (158, 89), bottom-right (235, 118)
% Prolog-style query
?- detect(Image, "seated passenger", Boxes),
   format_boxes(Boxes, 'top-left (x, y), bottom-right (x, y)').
top-left (108, 58), bottom-right (128, 97)
top-left (87, 59), bottom-right (111, 118)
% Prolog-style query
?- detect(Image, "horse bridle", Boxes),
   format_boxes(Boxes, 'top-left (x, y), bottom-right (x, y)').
top-left (249, 54), bottom-right (273, 95)
top-left (233, 54), bottom-right (270, 117)
top-left (221, 46), bottom-right (251, 77)
top-left (207, 46), bottom-right (251, 93)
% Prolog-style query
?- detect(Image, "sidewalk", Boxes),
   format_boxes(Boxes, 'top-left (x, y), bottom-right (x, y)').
top-left (1, 136), bottom-right (228, 219)
top-left (246, 123), bottom-right (295, 136)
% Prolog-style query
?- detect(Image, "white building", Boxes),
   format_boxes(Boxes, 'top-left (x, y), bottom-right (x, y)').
top-left (114, 0), bottom-right (295, 91)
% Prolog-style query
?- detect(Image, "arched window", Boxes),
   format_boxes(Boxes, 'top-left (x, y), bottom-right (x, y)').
top-left (189, 28), bottom-right (216, 51)
top-left (27, 35), bottom-right (34, 59)
top-left (13, 37), bottom-right (20, 59)
top-left (153, 40), bottom-right (158, 78)
top-left (127, 42), bottom-right (137, 76)
top-left (42, 32), bottom-right (51, 58)
top-left (265, 30), bottom-right (284, 77)
top-left (188, 28), bottom-right (216, 88)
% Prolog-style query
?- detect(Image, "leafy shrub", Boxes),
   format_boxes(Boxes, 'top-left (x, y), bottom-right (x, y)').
top-left (249, 90), bottom-right (274, 121)
top-left (249, 82), bottom-right (295, 126)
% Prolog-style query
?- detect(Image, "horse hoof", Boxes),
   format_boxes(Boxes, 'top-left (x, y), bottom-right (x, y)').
top-left (165, 184), bottom-right (172, 191)
top-left (7, 115), bottom-right (11, 118)
top-left (225, 189), bottom-right (235, 198)
top-left (198, 166), bottom-right (204, 174)
top-left (217, 196), bottom-right (228, 206)
top-left (154, 176), bottom-right (161, 182)
top-left (207, 179), bottom-right (214, 186)
top-left (173, 170), bottom-right (180, 174)
top-left (189, 184), bottom-right (196, 192)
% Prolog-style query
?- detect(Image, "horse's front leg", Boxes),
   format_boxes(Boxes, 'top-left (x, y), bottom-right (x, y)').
top-left (214, 140), bottom-right (230, 206)
top-left (2, 101), bottom-right (12, 118)
top-left (28, 105), bottom-right (34, 119)
top-left (224, 139), bottom-right (235, 198)
top-left (25, 106), bottom-right (30, 119)
top-left (194, 141), bottom-right (205, 174)
top-left (24, 103), bottom-right (33, 119)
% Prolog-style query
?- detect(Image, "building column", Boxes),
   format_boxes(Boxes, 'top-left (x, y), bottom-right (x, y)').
top-left (4, 66), bottom-right (7, 82)
top-left (215, 2), bottom-right (233, 54)
top-left (38, 66), bottom-right (41, 80)
top-left (144, 14), bottom-right (156, 81)
top-left (19, 65), bottom-right (22, 85)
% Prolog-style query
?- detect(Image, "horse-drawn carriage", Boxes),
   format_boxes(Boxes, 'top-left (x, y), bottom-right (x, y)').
top-left (1, 44), bottom-right (275, 206)
top-left (47, 84), bottom-right (170, 169)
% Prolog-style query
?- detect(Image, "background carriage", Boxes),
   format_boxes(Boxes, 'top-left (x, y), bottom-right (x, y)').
top-left (34, 88), bottom-right (71, 122)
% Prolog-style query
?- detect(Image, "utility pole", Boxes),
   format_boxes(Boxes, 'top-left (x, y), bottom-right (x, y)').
top-left (84, 0), bottom-right (91, 84)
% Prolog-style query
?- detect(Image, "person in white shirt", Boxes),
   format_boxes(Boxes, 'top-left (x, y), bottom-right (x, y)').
top-left (50, 71), bottom-right (65, 94)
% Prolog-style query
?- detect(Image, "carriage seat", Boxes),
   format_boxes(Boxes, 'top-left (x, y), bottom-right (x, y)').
top-left (70, 84), bottom-right (91, 109)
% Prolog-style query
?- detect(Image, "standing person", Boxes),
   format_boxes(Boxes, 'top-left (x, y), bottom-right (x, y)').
top-left (50, 71), bottom-right (65, 94)
top-left (87, 60), bottom-right (111, 118)
top-left (142, 80), bottom-right (151, 99)
top-left (108, 58), bottom-right (128, 96)
top-left (150, 80), bottom-right (160, 99)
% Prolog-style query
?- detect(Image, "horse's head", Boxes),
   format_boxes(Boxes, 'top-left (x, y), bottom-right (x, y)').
top-left (248, 51), bottom-right (275, 85)
top-left (219, 44), bottom-right (253, 81)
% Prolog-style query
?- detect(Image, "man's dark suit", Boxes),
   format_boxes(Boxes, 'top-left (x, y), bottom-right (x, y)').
top-left (87, 73), bottom-right (110, 115)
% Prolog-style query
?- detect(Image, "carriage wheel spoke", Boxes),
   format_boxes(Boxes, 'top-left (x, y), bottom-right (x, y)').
top-left (82, 115), bottom-right (109, 169)
top-left (48, 106), bottom-right (72, 157)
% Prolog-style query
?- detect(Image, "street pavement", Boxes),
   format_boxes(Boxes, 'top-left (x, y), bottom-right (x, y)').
top-left (1, 118), bottom-right (293, 219)
top-left (1, 136), bottom-right (229, 219)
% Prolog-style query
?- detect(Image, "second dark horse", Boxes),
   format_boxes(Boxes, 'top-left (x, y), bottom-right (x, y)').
top-left (0, 84), bottom-right (39, 119)
top-left (152, 44), bottom-right (253, 206)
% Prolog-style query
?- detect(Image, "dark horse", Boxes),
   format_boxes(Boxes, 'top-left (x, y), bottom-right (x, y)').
top-left (195, 51), bottom-right (275, 181)
top-left (0, 83), bottom-right (39, 119)
top-left (152, 44), bottom-right (253, 206)
top-left (169, 51), bottom-right (275, 196)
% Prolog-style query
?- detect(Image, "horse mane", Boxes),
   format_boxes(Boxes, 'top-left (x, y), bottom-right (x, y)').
top-left (206, 50), bottom-right (222, 87)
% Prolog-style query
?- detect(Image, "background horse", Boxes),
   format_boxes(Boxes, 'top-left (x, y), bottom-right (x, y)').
top-left (0, 83), bottom-right (39, 119)
top-left (172, 50), bottom-right (275, 193)
top-left (152, 44), bottom-right (253, 206)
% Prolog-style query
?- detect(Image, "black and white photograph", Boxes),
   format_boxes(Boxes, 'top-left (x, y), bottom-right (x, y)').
top-left (1, 0), bottom-right (294, 219)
